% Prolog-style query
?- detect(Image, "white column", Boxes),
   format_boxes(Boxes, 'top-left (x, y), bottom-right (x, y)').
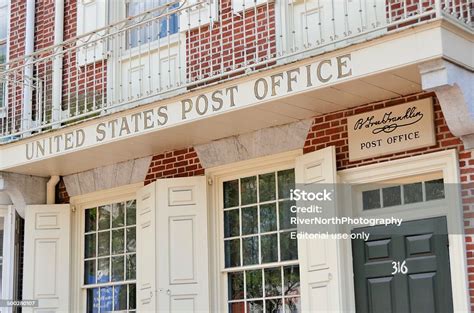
top-left (52, 0), bottom-right (64, 128)
top-left (21, 0), bottom-right (35, 134)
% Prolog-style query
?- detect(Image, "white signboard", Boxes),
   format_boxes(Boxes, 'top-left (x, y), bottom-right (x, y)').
top-left (347, 98), bottom-right (436, 161)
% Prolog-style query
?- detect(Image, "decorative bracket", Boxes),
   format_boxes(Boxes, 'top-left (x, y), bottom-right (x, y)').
top-left (419, 59), bottom-right (474, 150)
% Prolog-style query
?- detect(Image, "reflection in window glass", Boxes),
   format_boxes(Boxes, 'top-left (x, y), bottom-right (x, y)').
top-left (227, 266), bottom-right (300, 313)
top-left (425, 179), bottom-right (445, 201)
top-left (362, 178), bottom-right (445, 210)
top-left (362, 189), bottom-right (380, 210)
top-left (242, 236), bottom-right (259, 266)
top-left (126, 0), bottom-right (178, 49)
top-left (224, 180), bottom-right (239, 208)
top-left (242, 206), bottom-right (258, 235)
top-left (241, 176), bottom-right (257, 205)
top-left (84, 200), bottom-right (136, 312)
top-left (382, 186), bottom-right (401, 207)
top-left (223, 169), bottom-right (300, 312)
top-left (403, 182), bottom-right (423, 204)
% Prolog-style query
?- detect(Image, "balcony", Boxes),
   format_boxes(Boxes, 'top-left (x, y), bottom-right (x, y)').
top-left (0, 0), bottom-right (472, 144)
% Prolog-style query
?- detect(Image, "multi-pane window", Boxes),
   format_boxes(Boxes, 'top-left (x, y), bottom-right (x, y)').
top-left (84, 200), bottom-right (137, 313)
top-left (362, 178), bottom-right (445, 210)
top-left (223, 169), bottom-right (301, 313)
top-left (126, 0), bottom-right (178, 49)
top-left (0, 0), bottom-right (8, 108)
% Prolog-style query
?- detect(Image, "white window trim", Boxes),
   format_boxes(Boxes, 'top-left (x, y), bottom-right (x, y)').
top-left (69, 182), bottom-right (143, 313)
top-left (338, 149), bottom-right (470, 313)
top-left (206, 149), bottom-right (302, 313)
top-left (106, 0), bottom-right (187, 111)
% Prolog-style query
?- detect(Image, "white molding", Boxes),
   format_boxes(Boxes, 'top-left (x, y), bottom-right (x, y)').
top-left (338, 149), bottom-right (469, 313)
top-left (207, 149), bottom-right (300, 312)
top-left (205, 149), bottom-right (302, 178)
top-left (70, 181), bottom-right (143, 207)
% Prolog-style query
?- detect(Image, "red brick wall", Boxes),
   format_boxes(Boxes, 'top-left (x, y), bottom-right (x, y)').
top-left (63, 0), bottom-right (77, 41)
top-left (34, 0), bottom-right (55, 51)
top-left (8, 0), bottom-right (26, 60)
top-left (4, 0), bottom-right (27, 133)
top-left (187, 0), bottom-right (276, 84)
top-left (56, 178), bottom-right (70, 204)
top-left (386, 0), bottom-right (436, 26)
top-left (144, 147), bottom-right (205, 185)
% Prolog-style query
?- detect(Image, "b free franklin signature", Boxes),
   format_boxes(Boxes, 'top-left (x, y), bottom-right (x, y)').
top-left (353, 106), bottom-right (424, 134)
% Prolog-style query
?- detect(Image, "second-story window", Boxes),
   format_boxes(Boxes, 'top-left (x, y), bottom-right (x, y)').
top-left (0, 0), bottom-right (8, 108)
top-left (126, 0), bottom-right (178, 49)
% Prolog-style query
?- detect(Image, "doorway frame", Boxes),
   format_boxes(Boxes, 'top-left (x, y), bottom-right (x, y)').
top-left (338, 149), bottom-right (470, 312)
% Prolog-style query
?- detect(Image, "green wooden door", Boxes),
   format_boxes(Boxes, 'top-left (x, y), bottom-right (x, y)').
top-left (352, 217), bottom-right (453, 313)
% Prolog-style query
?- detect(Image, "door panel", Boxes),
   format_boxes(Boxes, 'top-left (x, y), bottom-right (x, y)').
top-left (367, 277), bottom-right (393, 313)
top-left (156, 176), bottom-right (210, 312)
top-left (168, 216), bottom-right (196, 284)
top-left (137, 183), bottom-right (157, 312)
top-left (22, 205), bottom-right (71, 313)
top-left (296, 146), bottom-right (343, 312)
top-left (352, 217), bottom-right (453, 313)
top-left (408, 272), bottom-right (436, 313)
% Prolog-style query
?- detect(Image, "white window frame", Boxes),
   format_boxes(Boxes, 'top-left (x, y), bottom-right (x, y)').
top-left (69, 183), bottom-right (143, 313)
top-left (116, 0), bottom-right (182, 59)
top-left (338, 149), bottom-right (470, 312)
top-left (206, 150), bottom-right (302, 312)
top-left (106, 0), bottom-right (186, 109)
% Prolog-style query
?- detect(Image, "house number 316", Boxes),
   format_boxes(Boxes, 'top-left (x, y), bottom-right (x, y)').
top-left (391, 261), bottom-right (408, 275)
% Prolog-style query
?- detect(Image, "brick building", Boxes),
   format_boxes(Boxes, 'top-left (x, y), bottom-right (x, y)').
top-left (0, 0), bottom-right (473, 312)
